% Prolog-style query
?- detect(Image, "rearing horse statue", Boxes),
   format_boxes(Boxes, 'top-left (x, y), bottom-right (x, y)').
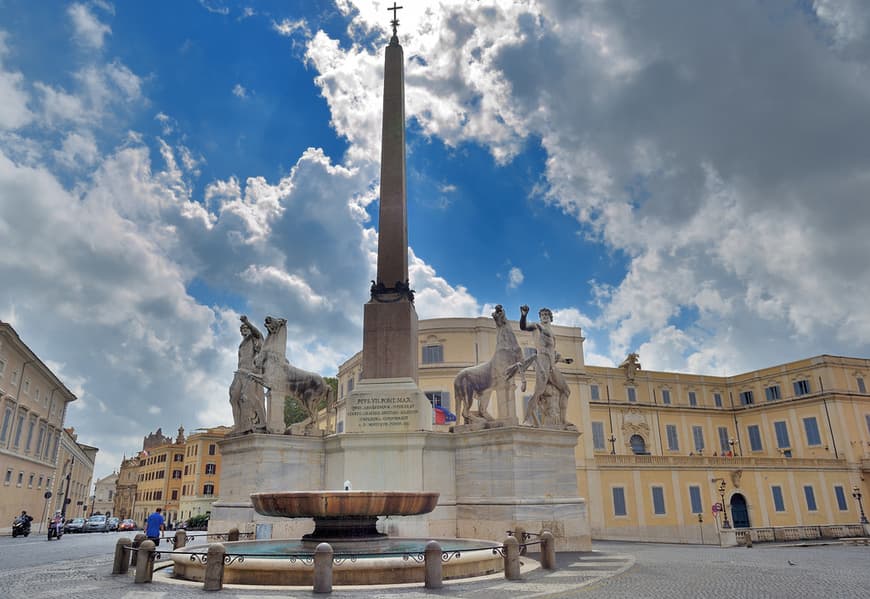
top-left (453, 305), bottom-right (526, 424)
top-left (253, 316), bottom-right (334, 435)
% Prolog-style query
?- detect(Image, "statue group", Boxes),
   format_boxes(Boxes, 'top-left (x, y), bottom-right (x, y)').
top-left (454, 305), bottom-right (574, 429)
top-left (230, 315), bottom-right (334, 436)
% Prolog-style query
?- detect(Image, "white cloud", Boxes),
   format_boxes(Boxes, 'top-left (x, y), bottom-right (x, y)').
top-left (273, 18), bottom-right (308, 37)
top-left (68, 3), bottom-right (112, 49)
top-left (232, 83), bottom-right (248, 99)
top-left (53, 130), bottom-right (99, 168)
top-left (0, 32), bottom-right (33, 130)
top-left (507, 266), bottom-right (524, 289)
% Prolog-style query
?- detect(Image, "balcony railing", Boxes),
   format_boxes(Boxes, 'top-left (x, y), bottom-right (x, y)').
top-left (736, 524), bottom-right (866, 543)
top-left (594, 454), bottom-right (847, 468)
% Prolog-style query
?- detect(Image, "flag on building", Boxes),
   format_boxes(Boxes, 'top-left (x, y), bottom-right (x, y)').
top-left (433, 405), bottom-right (457, 424)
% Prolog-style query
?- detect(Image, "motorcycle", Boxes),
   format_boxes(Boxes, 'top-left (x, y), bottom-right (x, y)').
top-left (11, 515), bottom-right (31, 538)
top-left (47, 518), bottom-right (64, 540)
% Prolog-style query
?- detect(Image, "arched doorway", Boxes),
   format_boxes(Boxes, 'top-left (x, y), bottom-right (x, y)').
top-left (630, 434), bottom-right (648, 455)
top-left (730, 493), bottom-right (750, 528)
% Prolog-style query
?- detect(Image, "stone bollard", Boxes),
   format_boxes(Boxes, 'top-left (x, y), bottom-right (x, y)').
top-left (134, 540), bottom-right (156, 583)
top-left (227, 527), bottom-right (240, 542)
top-left (313, 542), bottom-right (334, 594)
top-left (174, 529), bottom-right (187, 549)
top-left (112, 537), bottom-right (132, 575)
top-left (203, 543), bottom-right (226, 591)
top-left (131, 533), bottom-right (147, 568)
top-left (514, 526), bottom-right (528, 556)
top-left (424, 540), bottom-right (443, 589)
top-left (503, 535), bottom-right (521, 580)
top-left (540, 531), bottom-right (557, 570)
top-left (745, 534), bottom-right (753, 548)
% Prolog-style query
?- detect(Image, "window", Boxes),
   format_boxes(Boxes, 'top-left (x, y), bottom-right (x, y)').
top-left (627, 388), bottom-right (636, 402)
top-left (28, 474), bottom-right (34, 487)
top-left (155, 491), bottom-right (162, 501)
top-left (35, 425), bottom-right (45, 456)
top-left (205, 463), bottom-right (217, 475)
top-left (337, 421), bottom-right (344, 433)
top-left (23, 379), bottom-right (29, 393)
top-left (867, 414), bottom-right (870, 435)
top-left (692, 426), bottom-right (705, 452)
top-left (421, 344), bottom-right (444, 364)
top-left (346, 378), bottom-right (354, 394)
top-left (803, 417), bottom-right (822, 446)
top-left (774, 421), bottom-right (790, 448)
top-left (857, 378), bottom-right (866, 394)
top-left (661, 390), bottom-right (671, 404)
top-left (171, 490), bottom-right (178, 500)
top-left (748, 425), bottom-right (763, 451)
top-left (804, 486), bottom-right (817, 511)
top-left (17, 471), bottom-right (23, 485)
top-left (688, 391), bottom-right (697, 406)
top-left (718, 427), bottom-right (730, 454)
top-left (25, 417), bottom-right (35, 451)
top-left (793, 379), bottom-right (810, 396)
top-left (203, 483), bottom-right (215, 496)
top-left (425, 391), bottom-right (450, 409)
top-left (739, 391), bottom-right (754, 405)
top-left (0, 406), bottom-right (11, 443)
top-left (11, 369), bottom-right (18, 384)
top-left (590, 385), bottom-right (600, 401)
top-left (714, 393), bottom-right (723, 407)
top-left (612, 487), bottom-right (627, 516)
top-left (772, 486), bottom-right (785, 512)
top-left (592, 422), bottom-right (605, 450)
top-left (764, 385), bottom-right (781, 401)
top-left (208, 444), bottom-right (216, 456)
top-left (37, 475), bottom-right (43, 488)
top-left (835, 486), bottom-right (848, 511)
top-left (34, 389), bottom-right (39, 402)
top-left (651, 486), bottom-right (666, 515)
top-left (666, 424), bottom-right (679, 451)
top-left (174, 453), bottom-right (183, 462)
top-left (630, 434), bottom-right (647, 454)
top-left (184, 465), bottom-right (188, 476)
top-left (172, 470), bottom-right (182, 479)
top-left (13, 413), bottom-right (25, 447)
top-left (4, 469), bottom-right (11, 484)
top-left (689, 486), bottom-right (703, 514)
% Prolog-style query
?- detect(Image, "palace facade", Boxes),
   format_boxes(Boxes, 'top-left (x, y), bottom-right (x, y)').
top-left (336, 315), bottom-right (870, 543)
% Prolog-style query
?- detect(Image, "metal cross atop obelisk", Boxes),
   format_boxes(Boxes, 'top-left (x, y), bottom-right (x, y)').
top-left (362, 4), bottom-right (419, 383)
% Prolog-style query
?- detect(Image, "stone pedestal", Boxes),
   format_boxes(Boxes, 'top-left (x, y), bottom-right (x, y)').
top-left (719, 528), bottom-right (738, 547)
top-left (345, 378), bottom-right (432, 433)
top-left (454, 426), bottom-right (590, 551)
top-left (211, 433), bottom-right (325, 536)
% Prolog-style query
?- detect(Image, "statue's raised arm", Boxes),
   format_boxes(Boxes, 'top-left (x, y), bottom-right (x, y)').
top-left (519, 304), bottom-right (538, 332)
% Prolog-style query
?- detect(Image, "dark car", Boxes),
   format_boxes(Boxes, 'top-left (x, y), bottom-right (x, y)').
top-left (118, 518), bottom-right (137, 532)
top-left (107, 517), bottom-right (119, 531)
top-left (84, 514), bottom-right (108, 532)
top-left (64, 517), bottom-right (85, 533)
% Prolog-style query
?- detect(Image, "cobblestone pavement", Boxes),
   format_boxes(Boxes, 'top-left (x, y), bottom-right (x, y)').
top-left (1, 541), bottom-right (868, 598)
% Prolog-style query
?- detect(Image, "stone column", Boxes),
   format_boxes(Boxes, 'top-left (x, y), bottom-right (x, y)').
top-left (313, 542), bottom-right (334, 594)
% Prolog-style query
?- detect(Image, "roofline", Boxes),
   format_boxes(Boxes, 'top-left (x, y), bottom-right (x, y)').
top-left (0, 321), bottom-right (77, 402)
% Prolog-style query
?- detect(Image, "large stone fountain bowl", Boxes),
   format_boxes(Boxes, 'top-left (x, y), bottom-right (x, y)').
top-left (250, 491), bottom-right (440, 518)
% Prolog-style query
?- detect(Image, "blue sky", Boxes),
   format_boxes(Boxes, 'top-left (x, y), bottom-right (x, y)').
top-left (1, 0), bottom-right (870, 481)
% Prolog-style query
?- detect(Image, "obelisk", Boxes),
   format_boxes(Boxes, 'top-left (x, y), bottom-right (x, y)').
top-left (345, 4), bottom-right (432, 432)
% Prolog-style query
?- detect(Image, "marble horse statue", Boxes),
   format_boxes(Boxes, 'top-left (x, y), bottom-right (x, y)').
top-left (453, 305), bottom-right (526, 424)
top-left (251, 316), bottom-right (334, 435)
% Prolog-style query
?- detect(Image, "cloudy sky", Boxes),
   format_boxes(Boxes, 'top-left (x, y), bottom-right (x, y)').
top-left (2, 0), bottom-right (869, 481)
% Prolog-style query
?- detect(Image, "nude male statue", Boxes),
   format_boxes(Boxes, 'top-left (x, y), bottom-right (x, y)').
top-left (519, 305), bottom-right (572, 427)
top-left (229, 315), bottom-right (266, 433)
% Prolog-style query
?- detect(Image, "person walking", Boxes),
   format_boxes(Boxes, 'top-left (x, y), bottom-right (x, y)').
top-left (145, 507), bottom-right (165, 545)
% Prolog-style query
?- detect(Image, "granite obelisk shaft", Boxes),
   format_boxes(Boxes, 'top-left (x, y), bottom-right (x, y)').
top-left (362, 34), bottom-right (419, 382)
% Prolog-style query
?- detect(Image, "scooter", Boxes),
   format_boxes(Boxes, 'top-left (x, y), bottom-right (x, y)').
top-left (47, 518), bottom-right (63, 540)
top-left (11, 516), bottom-right (31, 538)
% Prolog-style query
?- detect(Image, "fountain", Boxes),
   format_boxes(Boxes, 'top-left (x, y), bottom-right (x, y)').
top-left (170, 490), bottom-right (503, 585)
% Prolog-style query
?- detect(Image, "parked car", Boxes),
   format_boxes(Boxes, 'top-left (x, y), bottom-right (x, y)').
top-left (118, 518), bottom-right (137, 532)
top-left (84, 514), bottom-right (108, 532)
top-left (64, 518), bottom-right (85, 533)
top-left (107, 517), bottom-right (119, 531)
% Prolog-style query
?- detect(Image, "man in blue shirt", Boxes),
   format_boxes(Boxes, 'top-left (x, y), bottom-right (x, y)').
top-left (145, 508), bottom-right (165, 544)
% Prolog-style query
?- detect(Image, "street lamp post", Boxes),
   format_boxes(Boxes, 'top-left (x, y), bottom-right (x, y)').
top-left (718, 479), bottom-right (731, 529)
top-left (853, 487), bottom-right (868, 525)
top-left (608, 434), bottom-right (617, 455)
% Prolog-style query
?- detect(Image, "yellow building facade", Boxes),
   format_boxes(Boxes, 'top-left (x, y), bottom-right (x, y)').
top-left (178, 426), bottom-right (230, 523)
top-left (132, 427), bottom-right (185, 527)
top-left (337, 316), bottom-right (870, 543)
top-left (0, 322), bottom-right (79, 529)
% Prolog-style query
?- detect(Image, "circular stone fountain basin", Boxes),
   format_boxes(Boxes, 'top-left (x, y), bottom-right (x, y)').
top-left (169, 537), bottom-right (504, 585)
top-left (250, 491), bottom-right (440, 540)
